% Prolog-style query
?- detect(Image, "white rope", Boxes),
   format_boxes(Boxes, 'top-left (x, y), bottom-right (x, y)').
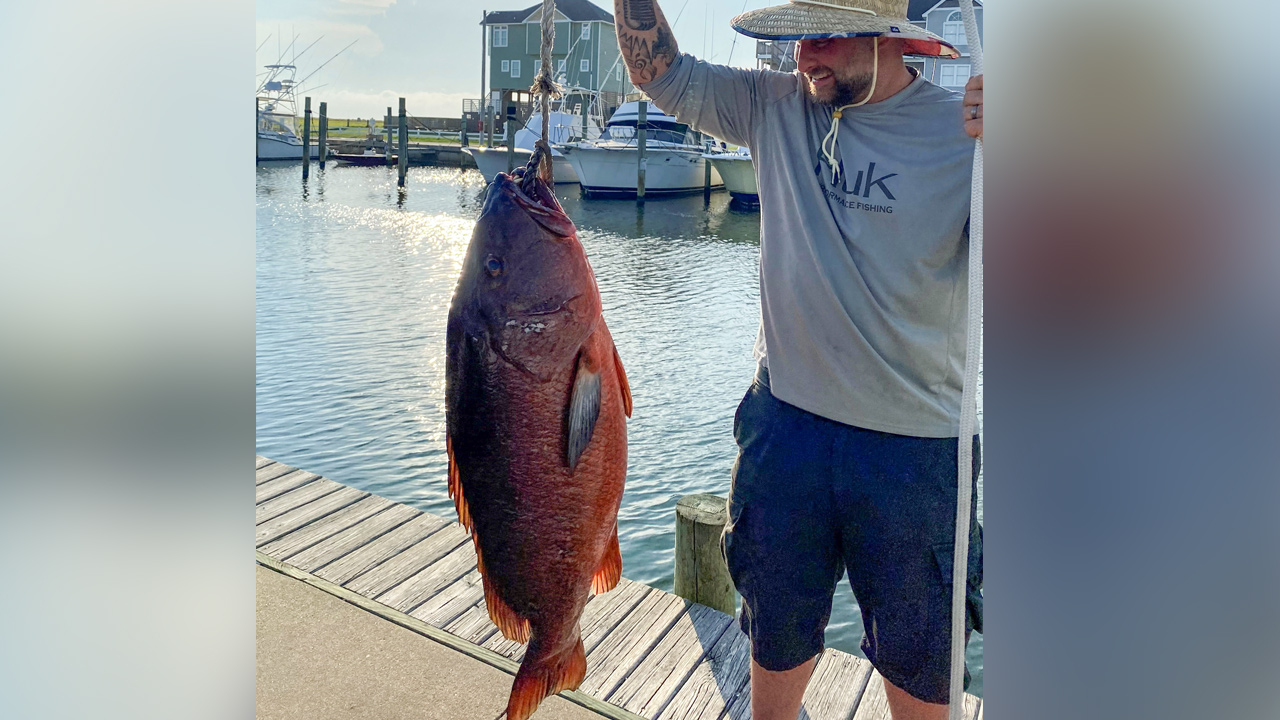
top-left (947, 0), bottom-right (982, 717)
top-left (820, 36), bottom-right (878, 186)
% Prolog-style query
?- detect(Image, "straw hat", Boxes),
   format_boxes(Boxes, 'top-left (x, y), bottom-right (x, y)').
top-left (732, 0), bottom-right (960, 58)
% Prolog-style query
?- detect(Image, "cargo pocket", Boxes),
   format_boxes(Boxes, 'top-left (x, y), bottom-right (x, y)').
top-left (931, 526), bottom-right (983, 635)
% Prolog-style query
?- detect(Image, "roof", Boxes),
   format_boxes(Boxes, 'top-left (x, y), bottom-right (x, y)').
top-left (483, 0), bottom-right (614, 25)
top-left (907, 0), bottom-right (936, 21)
top-left (919, 0), bottom-right (983, 17)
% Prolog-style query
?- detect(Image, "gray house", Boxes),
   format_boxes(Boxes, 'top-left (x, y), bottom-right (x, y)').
top-left (481, 0), bottom-right (633, 127)
top-left (753, 0), bottom-right (982, 91)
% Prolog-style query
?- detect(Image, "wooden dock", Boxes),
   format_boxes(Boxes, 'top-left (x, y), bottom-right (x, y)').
top-left (255, 456), bottom-right (982, 720)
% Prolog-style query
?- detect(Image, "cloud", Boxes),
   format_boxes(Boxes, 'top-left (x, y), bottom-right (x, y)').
top-left (330, 0), bottom-right (399, 16)
top-left (255, 20), bottom-right (385, 60)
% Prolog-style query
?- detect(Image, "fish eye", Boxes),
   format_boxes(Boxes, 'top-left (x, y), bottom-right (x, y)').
top-left (485, 255), bottom-right (504, 277)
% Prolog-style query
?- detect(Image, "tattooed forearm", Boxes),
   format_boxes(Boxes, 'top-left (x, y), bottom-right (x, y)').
top-left (615, 0), bottom-right (679, 84)
top-left (622, 0), bottom-right (657, 31)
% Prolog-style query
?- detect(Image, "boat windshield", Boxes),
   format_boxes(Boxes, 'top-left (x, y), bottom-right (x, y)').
top-left (259, 112), bottom-right (298, 137)
top-left (605, 120), bottom-right (692, 145)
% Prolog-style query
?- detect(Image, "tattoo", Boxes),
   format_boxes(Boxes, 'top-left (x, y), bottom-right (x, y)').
top-left (622, 0), bottom-right (657, 30)
top-left (618, 31), bottom-right (655, 83)
top-left (651, 25), bottom-right (677, 67)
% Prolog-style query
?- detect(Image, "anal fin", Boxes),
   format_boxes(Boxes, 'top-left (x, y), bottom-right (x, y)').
top-left (591, 524), bottom-right (622, 595)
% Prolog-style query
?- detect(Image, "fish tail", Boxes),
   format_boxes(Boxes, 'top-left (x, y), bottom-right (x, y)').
top-left (506, 634), bottom-right (587, 720)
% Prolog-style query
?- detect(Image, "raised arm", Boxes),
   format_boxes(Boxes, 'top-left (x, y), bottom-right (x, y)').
top-left (614, 0), bottom-right (680, 85)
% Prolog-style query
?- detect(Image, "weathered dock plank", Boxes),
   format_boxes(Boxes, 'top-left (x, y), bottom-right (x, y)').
top-left (256, 485), bottom-right (368, 547)
top-left (343, 524), bottom-right (469, 599)
top-left (376, 539), bottom-right (478, 613)
top-left (256, 469), bottom-right (322, 505)
top-left (655, 627), bottom-right (751, 720)
top-left (579, 589), bottom-right (690, 698)
top-left (443, 601), bottom-right (501, 646)
top-left (286, 503), bottom-right (422, 573)
top-left (410, 568), bottom-right (485, 628)
top-left (256, 456), bottom-right (274, 469)
top-left (608, 602), bottom-right (735, 718)
top-left (313, 513), bottom-right (449, 586)
top-left (256, 461), bottom-right (298, 485)
top-left (258, 494), bottom-right (395, 561)
top-left (849, 670), bottom-right (980, 720)
top-left (799, 649), bottom-right (874, 720)
top-left (255, 476), bottom-right (341, 524)
top-left (482, 577), bottom-right (651, 662)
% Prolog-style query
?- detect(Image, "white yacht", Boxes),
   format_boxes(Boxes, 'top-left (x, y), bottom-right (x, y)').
top-left (256, 63), bottom-right (320, 161)
top-left (704, 147), bottom-right (758, 202)
top-left (464, 111), bottom-right (584, 184)
top-left (558, 101), bottom-right (723, 198)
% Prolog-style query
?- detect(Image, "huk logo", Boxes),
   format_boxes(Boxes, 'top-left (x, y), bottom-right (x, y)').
top-left (814, 154), bottom-right (899, 200)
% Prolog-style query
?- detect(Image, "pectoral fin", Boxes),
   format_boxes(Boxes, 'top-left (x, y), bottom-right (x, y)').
top-left (566, 350), bottom-right (601, 471)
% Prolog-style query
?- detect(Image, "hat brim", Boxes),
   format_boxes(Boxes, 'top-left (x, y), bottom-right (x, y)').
top-left (731, 4), bottom-right (960, 58)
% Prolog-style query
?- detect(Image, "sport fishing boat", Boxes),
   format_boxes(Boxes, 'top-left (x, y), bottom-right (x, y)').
top-left (704, 147), bottom-right (758, 203)
top-left (464, 111), bottom-right (584, 184)
top-left (558, 101), bottom-right (723, 198)
top-left (256, 63), bottom-right (320, 161)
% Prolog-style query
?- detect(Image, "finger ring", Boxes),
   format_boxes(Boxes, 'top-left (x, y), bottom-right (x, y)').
top-left (970, 105), bottom-right (979, 120)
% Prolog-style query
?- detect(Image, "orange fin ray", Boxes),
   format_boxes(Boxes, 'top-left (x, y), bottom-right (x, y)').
top-left (591, 524), bottom-right (622, 595)
top-left (506, 636), bottom-right (587, 720)
top-left (445, 435), bottom-right (473, 532)
top-left (475, 542), bottom-right (531, 644)
top-left (612, 344), bottom-right (632, 418)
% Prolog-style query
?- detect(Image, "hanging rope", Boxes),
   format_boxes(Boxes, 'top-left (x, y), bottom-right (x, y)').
top-left (529, 0), bottom-right (562, 184)
top-left (948, 0), bottom-right (983, 718)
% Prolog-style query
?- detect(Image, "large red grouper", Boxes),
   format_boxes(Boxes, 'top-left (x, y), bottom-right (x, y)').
top-left (445, 149), bottom-right (631, 720)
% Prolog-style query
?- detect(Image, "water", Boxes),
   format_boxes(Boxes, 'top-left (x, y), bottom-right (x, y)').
top-left (256, 163), bottom-right (983, 696)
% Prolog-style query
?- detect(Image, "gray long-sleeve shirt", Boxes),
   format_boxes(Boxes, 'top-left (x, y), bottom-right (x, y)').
top-left (641, 53), bottom-right (974, 437)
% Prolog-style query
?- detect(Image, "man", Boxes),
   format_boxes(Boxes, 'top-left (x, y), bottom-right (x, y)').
top-left (613, 1), bottom-right (983, 719)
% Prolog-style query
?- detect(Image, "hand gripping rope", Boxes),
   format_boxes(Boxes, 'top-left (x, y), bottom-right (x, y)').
top-left (948, 0), bottom-right (983, 717)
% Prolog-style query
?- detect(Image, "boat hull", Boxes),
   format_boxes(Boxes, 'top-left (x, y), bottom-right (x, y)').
top-left (331, 153), bottom-right (396, 166)
top-left (257, 133), bottom-right (321, 161)
top-left (706, 155), bottom-right (758, 201)
top-left (464, 147), bottom-right (580, 184)
top-left (561, 144), bottom-right (723, 198)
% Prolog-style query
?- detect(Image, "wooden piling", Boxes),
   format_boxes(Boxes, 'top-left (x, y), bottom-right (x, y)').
top-left (636, 100), bottom-right (647, 203)
top-left (385, 107), bottom-right (393, 166)
top-left (505, 107), bottom-right (515, 174)
top-left (398, 97), bottom-right (408, 187)
top-left (318, 101), bottom-right (328, 169)
top-left (704, 157), bottom-right (712, 204)
top-left (302, 96), bottom-right (312, 179)
top-left (673, 494), bottom-right (736, 616)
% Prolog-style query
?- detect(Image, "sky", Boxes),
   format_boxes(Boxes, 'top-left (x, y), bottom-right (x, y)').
top-left (256, 0), bottom-right (808, 119)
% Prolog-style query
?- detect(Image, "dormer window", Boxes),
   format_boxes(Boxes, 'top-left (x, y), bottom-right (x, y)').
top-left (943, 11), bottom-right (964, 46)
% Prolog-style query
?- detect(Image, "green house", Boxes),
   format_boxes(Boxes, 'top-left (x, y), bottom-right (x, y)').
top-left (481, 0), bottom-right (634, 128)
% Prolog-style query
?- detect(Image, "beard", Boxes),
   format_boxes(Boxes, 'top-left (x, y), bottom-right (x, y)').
top-left (807, 68), bottom-right (875, 106)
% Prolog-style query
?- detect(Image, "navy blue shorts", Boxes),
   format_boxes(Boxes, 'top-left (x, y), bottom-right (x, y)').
top-left (723, 367), bottom-right (982, 704)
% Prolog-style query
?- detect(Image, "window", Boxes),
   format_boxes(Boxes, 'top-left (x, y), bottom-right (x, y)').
top-left (501, 59), bottom-right (509, 72)
top-left (939, 63), bottom-right (971, 88)
top-left (943, 11), bottom-right (964, 46)
top-left (616, 65), bottom-right (623, 82)
top-left (558, 59), bottom-right (566, 73)
top-left (581, 23), bottom-right (590, 40)
top-left (534, 60), bottom-right (541, 75)
top-left (580, 59), bottom-right (590, 72)
top-left (493, 25), bottom-right (508, 47)
top-left (510, 59), bottom-right (521, 77)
